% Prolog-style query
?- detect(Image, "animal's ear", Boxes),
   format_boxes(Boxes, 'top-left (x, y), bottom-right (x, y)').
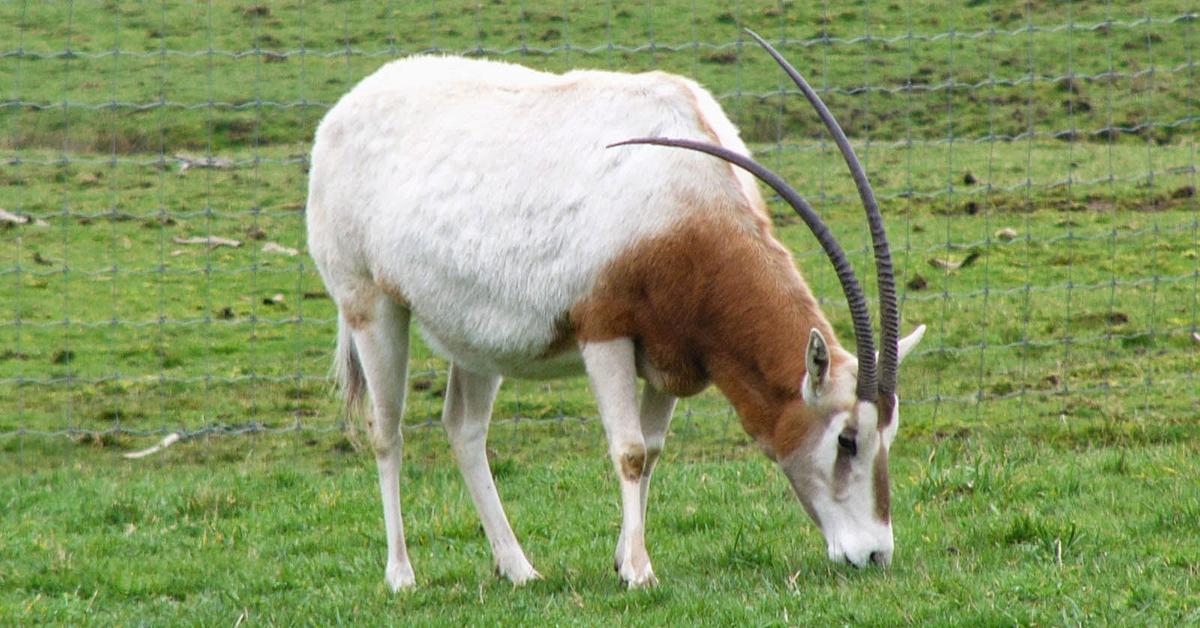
top-left (898, 324), bottom-right (926, 365)
top-left (804, 328), bottom-right (831, 395)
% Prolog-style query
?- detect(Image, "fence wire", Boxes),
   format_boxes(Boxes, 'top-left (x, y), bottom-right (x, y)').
top-left (1, 1), bottom-right (1197, 444)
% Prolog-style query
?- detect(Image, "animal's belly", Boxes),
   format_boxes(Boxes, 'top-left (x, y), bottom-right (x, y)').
top-left (417, 322), bottom-right (585, 380)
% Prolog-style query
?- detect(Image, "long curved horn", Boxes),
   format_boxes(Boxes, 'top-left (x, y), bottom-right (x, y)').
top-left (744, 29), bottom-right (901, 415)
top-left (608, 137), bottom-right (878, 402)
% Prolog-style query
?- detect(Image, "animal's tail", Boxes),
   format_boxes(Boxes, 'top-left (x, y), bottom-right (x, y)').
top-left (335, 313), bottom-right (367, 423)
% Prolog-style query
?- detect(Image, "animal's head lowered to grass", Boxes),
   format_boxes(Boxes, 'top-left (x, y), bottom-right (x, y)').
top-left (614, 28), bottom-right (926, 568)
top-left (779, 326), bottom-right (924, 567)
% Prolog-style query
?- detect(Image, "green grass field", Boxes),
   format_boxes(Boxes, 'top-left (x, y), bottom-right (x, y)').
top-left (2, 1), bottom-right (1199, 624)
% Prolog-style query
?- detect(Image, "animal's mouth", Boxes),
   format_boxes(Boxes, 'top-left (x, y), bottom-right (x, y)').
top-left (828, 540), bottom-right (893, 569)
top-left (842, 550), bottom-right (890, 568)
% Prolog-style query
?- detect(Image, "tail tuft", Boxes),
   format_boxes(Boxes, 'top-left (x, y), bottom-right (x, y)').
top-left (335, 314), bottom-right (367, 425)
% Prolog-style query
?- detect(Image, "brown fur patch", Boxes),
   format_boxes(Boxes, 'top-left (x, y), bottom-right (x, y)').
top-left (341, 308), bottom-right (372, 330)
top-left (620, 448), bottom-right (647, 482)
top-left (877, 393), bottom-right (897, 429)
top-left (376, 278), bottom-right (411, 310)
top-left (338, 277), bottom-right (412, 331)
top-left (537, 313), bottom-right (577, 360)
top-left (339, 291), bottom-right (376, 330)
top-left (571, 196), bottom-right (849, 455)
top-left (338, 280), bottom-right (404, 330)
top-left (770, 401), bottom-right (823, 461)
top-left (873, 445), bottom-right (891, 522)
top-left (636, 350), bottom-right (710, 398)
top-left (833, 440), bottom-right (853, 496)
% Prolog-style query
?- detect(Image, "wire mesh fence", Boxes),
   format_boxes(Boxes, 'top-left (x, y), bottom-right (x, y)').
top-left (1, 1), bottom-right (1197, 443)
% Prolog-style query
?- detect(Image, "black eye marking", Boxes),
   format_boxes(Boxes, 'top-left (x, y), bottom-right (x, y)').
top-left (837, 431), bottom-right (858, 456)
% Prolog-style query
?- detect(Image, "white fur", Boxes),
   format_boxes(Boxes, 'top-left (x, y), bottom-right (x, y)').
top-left (308, 55), bottom-right (764, 589)
top-left (784, 326), bottom-right (926, 568)
top-left (781, 400), bottom-right (894, 568)
top-left (307, 55), bottom-right (758, 379)
top-left (440, 365), bottom-right (540, 584)
top-left (307, 55), bottom-right (920, 589)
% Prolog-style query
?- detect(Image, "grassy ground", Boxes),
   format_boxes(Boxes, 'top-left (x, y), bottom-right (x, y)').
top-left (3, 424), bottom-right (1199, 624)
top-left (2, 1), bottom-right (1199, 625)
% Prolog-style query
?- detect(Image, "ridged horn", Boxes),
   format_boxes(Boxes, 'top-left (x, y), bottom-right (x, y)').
top-left (607, 137), bottom-right (878, 402)
top-left (744, 28), bottom-right (900, 416)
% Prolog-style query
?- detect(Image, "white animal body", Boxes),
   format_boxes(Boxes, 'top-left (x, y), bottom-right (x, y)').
top-left (308, 56), bottom-right (760, 379)
top-left (307, 52), bottom-right (923, 591)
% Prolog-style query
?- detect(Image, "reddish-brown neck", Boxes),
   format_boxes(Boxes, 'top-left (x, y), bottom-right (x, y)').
top-left (572, 204), bottom-right (846, 456)
top-left (697, 239), bottom-right (846, 456)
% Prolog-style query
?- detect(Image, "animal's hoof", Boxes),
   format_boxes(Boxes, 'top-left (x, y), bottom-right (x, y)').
top-left (386, 562), bottom-right (416, 592)
top-left (618, 564), bottom-right (658, 588)
top-left (496, 558), bottom-right (541, 585)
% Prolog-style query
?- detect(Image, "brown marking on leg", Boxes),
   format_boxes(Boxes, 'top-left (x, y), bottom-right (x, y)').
top-left (338, 282), bottom-right (388, 331)
top-left (340, 298), bottom-right (374, 330)
top-left (340, 278), bottom-right (411, 332)
top-left (377, 278), bottom-right (411, 310)
top-left (619, 447), bottom-right (646, 482)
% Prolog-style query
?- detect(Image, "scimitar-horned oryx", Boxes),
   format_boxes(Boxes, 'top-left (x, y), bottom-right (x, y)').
top-left (306, 30), bottom-right (924, 590)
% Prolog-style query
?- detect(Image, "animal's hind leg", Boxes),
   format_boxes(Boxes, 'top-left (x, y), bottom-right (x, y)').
top-left (441, 364), bottom-right (540, 584)
top-left (348, 295), bottom-right (415, 591)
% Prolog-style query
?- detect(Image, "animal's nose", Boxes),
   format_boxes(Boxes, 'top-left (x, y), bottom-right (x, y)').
top-left (837, 549), bottom-right (892, 568)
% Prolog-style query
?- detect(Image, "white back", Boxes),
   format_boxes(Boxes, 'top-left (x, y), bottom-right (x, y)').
top-left (307, 55), bottom-right (761, 377)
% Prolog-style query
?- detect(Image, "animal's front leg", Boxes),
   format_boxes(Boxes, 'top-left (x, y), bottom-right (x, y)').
top-left (581, 338), bottom-right (657, 588)
top-left (615, 383), bottom-right (677, 574)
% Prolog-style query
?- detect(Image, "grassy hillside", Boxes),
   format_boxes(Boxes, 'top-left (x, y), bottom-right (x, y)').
top-left (1, 1), bottom-right (1196, 151)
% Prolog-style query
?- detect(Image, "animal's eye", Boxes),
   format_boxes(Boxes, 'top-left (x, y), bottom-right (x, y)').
top-left (837, 432), bottom-right (858, 456)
